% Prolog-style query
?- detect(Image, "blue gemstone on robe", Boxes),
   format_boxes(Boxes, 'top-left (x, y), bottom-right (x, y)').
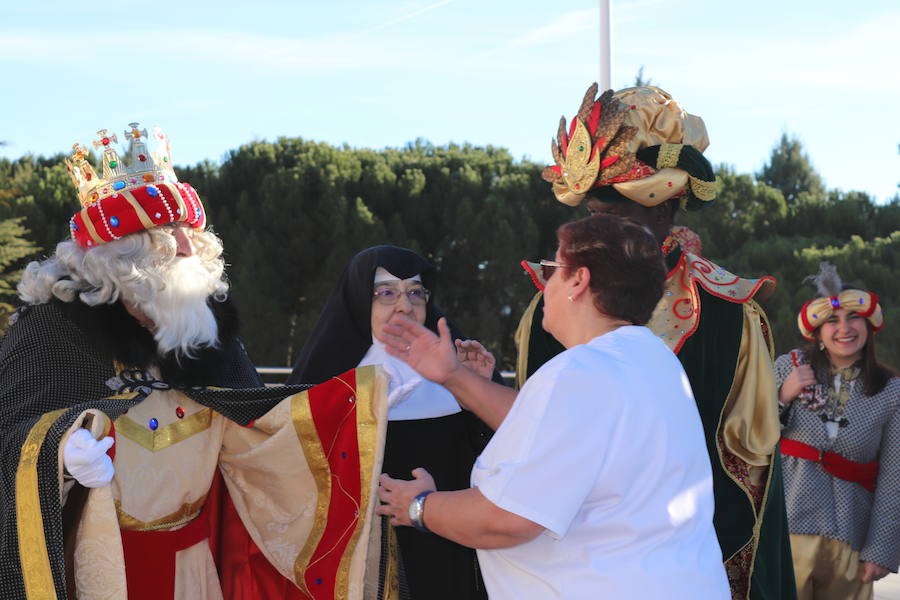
top-left (148, 418), bottom-right (159, 431)
top-left (113, 181), bottom-right (126, 190)
top-left (315, 578), bottom-right (323, 585)
top-left (147, 187), bottom-right (159, 197)
top-left (110, 216), bottom-right (120, 227)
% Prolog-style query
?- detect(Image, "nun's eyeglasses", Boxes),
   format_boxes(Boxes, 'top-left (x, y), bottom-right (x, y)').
top-left (539, 259), bottom-right (574, 281)
top-left (373, 284), bottom-right (431, 306)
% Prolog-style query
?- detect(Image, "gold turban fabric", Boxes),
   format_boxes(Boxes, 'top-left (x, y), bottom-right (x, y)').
top-left (797, 289), bottom-right (884, 341)
top-left (542, 84), bottom-right (716, 209)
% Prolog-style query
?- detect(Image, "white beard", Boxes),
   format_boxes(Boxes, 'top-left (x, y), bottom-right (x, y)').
top-left (125, 256), bottom-right (221, 358)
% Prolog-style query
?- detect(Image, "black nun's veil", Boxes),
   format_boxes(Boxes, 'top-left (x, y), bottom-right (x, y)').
top-left (287, 245), bottom-right (491, 600)
top-left (287, 245), bottom-right (465, 385)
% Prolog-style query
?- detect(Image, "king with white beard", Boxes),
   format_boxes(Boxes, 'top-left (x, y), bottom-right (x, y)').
top-left (0, 126), bottom-right (390, 600)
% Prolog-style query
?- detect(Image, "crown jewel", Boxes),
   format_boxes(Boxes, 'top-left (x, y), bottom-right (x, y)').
top-left (65, 123), bottom-right (178, 207)
top-left (64, 123), bottom-right (206, 249)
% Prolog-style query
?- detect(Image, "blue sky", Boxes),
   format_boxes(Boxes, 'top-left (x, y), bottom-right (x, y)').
top-left (1, 0), bottom-right (898, 202)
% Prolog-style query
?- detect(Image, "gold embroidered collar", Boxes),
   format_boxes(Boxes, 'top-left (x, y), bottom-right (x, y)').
top-left (115, 407), bottom-right (213, 452)
top-left (648, 251), bottom-right (776, 353)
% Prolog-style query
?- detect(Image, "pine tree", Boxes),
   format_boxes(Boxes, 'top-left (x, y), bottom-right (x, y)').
top-left (0, 217), bottom-right (40, 334)
top-left (633, 66), bottom-right (652, 87)
top-left (758, 134), bottom-right (825, 204)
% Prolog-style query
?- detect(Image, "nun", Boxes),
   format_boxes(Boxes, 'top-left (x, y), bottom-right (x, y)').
top-left (288, 245), bottom-right (494, 600)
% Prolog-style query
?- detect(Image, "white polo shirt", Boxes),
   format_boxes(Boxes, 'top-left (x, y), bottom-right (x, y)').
top-left (472, 326), bottom-right (729, 599)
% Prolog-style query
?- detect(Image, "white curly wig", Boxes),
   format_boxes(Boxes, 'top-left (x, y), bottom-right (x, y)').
top-left (18, 226), bottom-right (229, 357)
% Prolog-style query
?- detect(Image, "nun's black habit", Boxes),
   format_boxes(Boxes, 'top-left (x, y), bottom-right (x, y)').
top-left (288, 245), bottom-right (491, 600)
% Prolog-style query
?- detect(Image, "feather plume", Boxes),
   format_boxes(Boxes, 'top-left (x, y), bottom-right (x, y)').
top-left (541, 166), bottom-right (564, 183)
top-left (599, 125), bottom-right (638, 180)
top-left (592, 91), bottom-right (628, 155)
top-left (806, 262), bottom-right (843, 297)
top-left (551, 137), bottom-right (562, 166)
top-left (557, 116), bottom-right (568, 155)
top-left (575, 83), bottom-right (599, 125)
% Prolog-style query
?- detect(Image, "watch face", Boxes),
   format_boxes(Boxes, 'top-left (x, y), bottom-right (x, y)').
top-left (408, 496), bottom-right (423, 524)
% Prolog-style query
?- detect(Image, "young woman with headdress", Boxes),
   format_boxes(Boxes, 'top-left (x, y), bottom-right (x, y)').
top-left (775, 262), bottom-right (899, 599)
top-left (287, 245), bottom-right (494, 600)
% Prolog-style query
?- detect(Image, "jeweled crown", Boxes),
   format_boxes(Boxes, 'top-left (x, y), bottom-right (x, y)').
top-left (64, 123), bottom-right (179, 207)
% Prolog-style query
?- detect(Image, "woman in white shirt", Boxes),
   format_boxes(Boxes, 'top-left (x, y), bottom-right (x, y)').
top-left (376, 214), bottom-right (730, 599)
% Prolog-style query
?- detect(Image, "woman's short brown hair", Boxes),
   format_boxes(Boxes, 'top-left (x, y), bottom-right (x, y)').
top-left (557, 213), bottom-right (666, 326)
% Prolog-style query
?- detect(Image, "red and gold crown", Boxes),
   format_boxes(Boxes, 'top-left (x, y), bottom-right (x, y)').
top-left (65, 124), bottom-right (206, 248)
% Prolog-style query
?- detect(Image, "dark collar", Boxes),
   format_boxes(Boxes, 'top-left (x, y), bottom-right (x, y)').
top-left (53, 296), bottom-right (241, 386)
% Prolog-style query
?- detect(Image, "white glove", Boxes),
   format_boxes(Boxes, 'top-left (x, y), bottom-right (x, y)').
top-left (384, 360), bottom-right (422, 409)
top-left (63, 429), bottom-right (115, 488)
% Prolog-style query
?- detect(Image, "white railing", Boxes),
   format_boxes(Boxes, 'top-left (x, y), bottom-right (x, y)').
top-left (256, 367), bottom-right (516, 384)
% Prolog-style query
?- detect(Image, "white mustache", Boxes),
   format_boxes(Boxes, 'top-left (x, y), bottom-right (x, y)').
top-left (130, 256), bottom-right (221, 358)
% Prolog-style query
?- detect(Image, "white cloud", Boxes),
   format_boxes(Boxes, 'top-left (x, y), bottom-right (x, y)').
top-left (682, 11), bottom-right (900, 92)
top-left (0, 30), bottom-right (397, 72)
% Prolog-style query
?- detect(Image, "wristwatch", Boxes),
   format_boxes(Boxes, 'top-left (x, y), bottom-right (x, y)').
top-left (408, 490), bottom-right (434, 533)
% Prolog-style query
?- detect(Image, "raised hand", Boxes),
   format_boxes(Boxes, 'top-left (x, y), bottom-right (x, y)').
top-left (382, 316), bottom-right (460, 385)
top-left (779, 364), bottom-right (816, 406)
top-left (455, 339), bottom-right (495, 380)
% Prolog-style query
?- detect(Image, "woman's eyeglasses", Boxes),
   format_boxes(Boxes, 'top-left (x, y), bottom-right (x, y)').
top-left (539, 259), bottom-right (574, 281)
top-left (373, 284), bottom-right (431, 306)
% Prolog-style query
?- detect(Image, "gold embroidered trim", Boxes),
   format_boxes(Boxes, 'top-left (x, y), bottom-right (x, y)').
top-left (750, 300), bottom-right (776, 361)
top-left (16, 408), bottom-right (67, 600)
top-left (559, 120), bottom-right (601, 195)
top-left (384, 522), bottom-right (401, 600)
top-left (657, 143), bottom-right (683, 169)
top-left (744, 446), bottom-right (777, 599)
top-left (79, 206), bottom-right (104, 245)
top-left (515, 292), bottom-right (543, 390)
top-left (121, 190), bottom-right (156, 230)
top-left (336, 365), bottom-right (378, 596)
top-left (647, 254), bottom-right (699, 353)
top-left (114, 407), bottom-right (212, 452)
top-left (167, 183), bottom-right (188, 222)
top-left (689, 175), bottom-right (717, 201)
top-left (116, 494), bottom-right (207, 531)
top-left (292, 388), bottom-right (329, 596)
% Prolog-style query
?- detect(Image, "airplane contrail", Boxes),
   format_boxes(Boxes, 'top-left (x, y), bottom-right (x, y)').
top-left (364, 0), bottom-right (453, 34)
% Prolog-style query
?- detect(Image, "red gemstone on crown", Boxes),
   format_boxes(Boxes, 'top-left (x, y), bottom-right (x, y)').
top-left (138, 154), bottom-right (147, 162)
top-left (102, 137), bottom-right (110, 145)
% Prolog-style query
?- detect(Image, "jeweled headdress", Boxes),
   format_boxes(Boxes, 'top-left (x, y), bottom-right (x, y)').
top-left (797, 262), bottom-right (883, 340)
top-left (542, 84), bottom-right (717, 210)
top-left (65, 124), bottom-right (206, 248)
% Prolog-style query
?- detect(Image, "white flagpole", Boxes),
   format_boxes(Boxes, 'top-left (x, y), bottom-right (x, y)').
top-left (599, 0), bottom-right (611, 90)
